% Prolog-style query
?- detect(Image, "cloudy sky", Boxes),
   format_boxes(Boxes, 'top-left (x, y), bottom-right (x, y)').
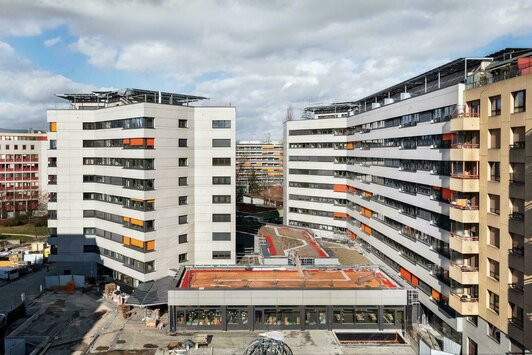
top-left (0, 0), bottom-right (531, 140)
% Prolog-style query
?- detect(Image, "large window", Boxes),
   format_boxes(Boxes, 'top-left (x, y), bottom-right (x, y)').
top-left (178, 177), bottom-right (188, 186)
top-left (488, 291), bottom-right (499, 314)
top-left (213, 158), bottom-right (231, 166)
top-left (213, 195), bottom-right (231, 204)
top-left (178, 139), bottom-right (188, 147)
top-left (490, 95), bottom-right (501, 116)
top-left (179, 196), bottom-right (188, 205)
top-left (213, 214), bottom-right (231, 222)
top-left (487, 322), bottom-right (500, 343)
top-left (488, 259), bottom-right (499, 281)
top-left (212, 251), bottom-right (231, 259)
top-left (212, 120), bottom-right (231, 129)
top-left (178, 119), bottom-right (188, 128)
top-left (512, 90), bottom-right (525, 113)
top-left (185, 308), bottom-right (222, 326)
top-left (212, 176), bottom-right (230, 185)
top-left (305, 308), bottom-right (327, 326)
top-left (178, 253), bottom-right (187, 263)
top-left (178, 234), bottom-right (188, 244)
top-left (178, 215), bottom-right (188, 224)
top-left (212, 232), bottom-right (231, 241)
top-left (212, 139), bottom-right (231, 147)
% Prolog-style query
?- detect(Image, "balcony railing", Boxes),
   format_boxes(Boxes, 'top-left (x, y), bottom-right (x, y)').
top-left (450, 143), bottom-right (480, 149)
top-left (450, 291), bottom-right (478, 303)
top-left (509, 212), bottom-right (524, 221)
top-left (451, 263), bottom-right (478, 272)
top-left (508, 317), bottom-right (523, 329)
top-left (509, 247), bottom-right (524, 256)
top-left (509, 283), bottom-right (524, 293)
top-left (510, 142), bottom-right (525, 149)
top-left (450, 233), bottom-right (479, 241)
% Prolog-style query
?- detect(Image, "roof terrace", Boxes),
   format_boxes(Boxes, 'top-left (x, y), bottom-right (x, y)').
top-left (177, 266), bottom-right (398, 290)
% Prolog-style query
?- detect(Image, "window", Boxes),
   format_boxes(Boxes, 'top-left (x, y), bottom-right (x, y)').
top-left (178, 119), bottom-right (188, 128)
top-left (490, 95), bottom-right (501, 116)
top-left (212, 195), bottom-right (231, 204)
top-left (487, 322), bottom-right (500, 343)
top-left (212, 251), bottom-right (231, 259)
top-left (212, 120), bottom-right (231, 129)
top-left (212, 157), bottom-right (231, 166)
top-left (212, 214), bottom-right (230, 222)
top-left (468, 338), bottom-right (478, 355)
top-left (178, 215), bottom-right (188, 224)
top-left (466, 316), bottom-right (478, 327)
top-left (488, 291), bottom-right (499, 313)
top-left (212, 176), bottom-right (230, 185)
top-left (178, 139), bottom-right (188, 147)
top-left (22, 145), bottom-right (26, 150)
top-left (14, 145), bottom-right (18, 150)
top-left (488, 259), bottom-right (499, 281)
top-left (178, 234), bottom-right (188, 244)
top-left (49, 141), bottom-right (56, 150)
top-left (31, 145), bottom-right (34, 150)
top-left (212, 232), bottom-right (231, 241)
top-left (488, 194), bottom-right (499, 215)
top-left (488, 227), bottom-right (500, 248)
top-left (178, 253), bottom-right (188, 263)
top-left (489, 162), bottom-right (500, 181)
top-left (179, 196), bottom-right (188, 205)
top-left (178, 177), bottom-right (188, 186)
top-left (212, 139), bottom-right (231, 147)
top-left (511, 126), bottom-right (525, 147)
top-left (512, 90), bottom-right (525, 113)
top-left (83, 245), bottom-right (99, 254)
top-left (178, 158), bottom-right (188, 167)
top-left (488, 129), bottom-right (500, 149)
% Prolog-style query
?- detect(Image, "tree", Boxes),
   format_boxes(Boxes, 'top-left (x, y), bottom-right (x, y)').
top-left (247, 167), bottom-right (261, 203)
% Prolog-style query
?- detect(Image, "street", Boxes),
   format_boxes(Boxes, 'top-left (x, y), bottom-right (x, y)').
top-left (0, 268), bottom-right (47, 312)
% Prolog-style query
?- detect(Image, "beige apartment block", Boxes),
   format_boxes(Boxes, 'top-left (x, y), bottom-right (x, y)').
top-left (460, 66), bottom-right (531, 352)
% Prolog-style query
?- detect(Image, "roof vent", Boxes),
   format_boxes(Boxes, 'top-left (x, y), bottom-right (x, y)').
top-left (384, 98), bottom-right (394, 105)
top-left (400, 93), bottom-right (411, 100)
top-left (371, 103), bottom-right (381, 109)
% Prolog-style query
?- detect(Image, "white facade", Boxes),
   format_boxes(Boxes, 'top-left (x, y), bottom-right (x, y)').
top-left (284, 71), bottom-right (467, 345)
top-left (47, 92), bottom-right (235, 286)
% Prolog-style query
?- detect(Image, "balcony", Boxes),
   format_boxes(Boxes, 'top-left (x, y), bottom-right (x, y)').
top-left (450, 113), bottom-right (480, 131)
top-left (450, 233), bottom-right (479, 254)
top-left (450, 205), bottom-right (479, 223)
top-left (450, 263), bottom-right (479, 284)
top-left (450, 176), bottom-right (479, 192)
top-left (450, 147), bottom-right (480, 161)
top-left (509, 143), bottom-right (525, 163)
top-left (449, 292), bottom-right (479, 315)
top-left (508, 248), bottom-right (524, 271)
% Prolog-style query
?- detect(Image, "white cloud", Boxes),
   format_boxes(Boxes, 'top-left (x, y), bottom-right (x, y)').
top-left (0, 41), bottom-right (13, 53)
top-left (0, 0), bottom-right (531, 137)
top-left (44, 36), bottom-right (61, 47)
top-left (71, 37), bottom-right (117, 67)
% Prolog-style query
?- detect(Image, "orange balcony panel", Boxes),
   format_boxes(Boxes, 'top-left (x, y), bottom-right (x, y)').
top-left (334, 184), bottom-right (347, 192)
top-left (49, 122), bottom-right (57, 132)
top-left (146, 240), bottom-right (155, 251)
top-left (130, 138), bottom-right (144, 146)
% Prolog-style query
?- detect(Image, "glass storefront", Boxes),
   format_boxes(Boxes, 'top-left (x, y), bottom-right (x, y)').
top-left (169, 305), bottom-right (406, 332)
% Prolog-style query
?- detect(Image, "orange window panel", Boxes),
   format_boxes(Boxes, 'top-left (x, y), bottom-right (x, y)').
top-left (130, 138), bottom-right (144, 146)
top-left (123, 217), bottom-right (130, 223)
top-left (442, 133), bottom-right (454, 141)
top-left (146, 240), bottom-right (155, 250)
top-left (50, 122), bottom-right (57, 132)
top-left (130, 237), bottom-right (144, 248)
top-left (348, 186), bottom-right (355, 193)
top-left (400, 267), bottom-right (412, 282)
top-left (123, 236), bottom-right (131, 245)
top-left (412, 275), bottom-right (419, 287)
top-left (432, 289), bottom-right (441, 301)
top-left (347, 142), bottom-right (354, 150)
top-left (333, 184), bottom-right (347, 192)
top-left (123, 138), bottom-right (130, 145)
top-left (146, 138), bottom-right (155, 146)
top-left (362, 207), bottom-right (372, 218)
top-left (130, 218), bottom-right (144, 226)
top-left (442, 188), bottom-right (453, 200)
top-left (361, 224), bottom-right (372, 235)
top-left (334, 212), bottom-right (348, 219)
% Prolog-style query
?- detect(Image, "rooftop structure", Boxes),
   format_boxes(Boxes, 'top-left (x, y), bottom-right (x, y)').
top-left (56, 88), bottom-right (207, 109)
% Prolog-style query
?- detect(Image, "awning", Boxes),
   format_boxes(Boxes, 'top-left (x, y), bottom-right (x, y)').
top-left (126, 276), bottom-right (175, 307)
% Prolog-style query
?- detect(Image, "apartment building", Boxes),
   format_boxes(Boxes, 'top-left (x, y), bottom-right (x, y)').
top-left (47, 89), bottom-right (236, 286)
top-left (455, 54), bottom-right (531, 354)
top-left (284, 49), bottom-right (531, 354)
top-left (236, 141), bottom-right (283, 194)
top-left (0, 130), bottom-right (47, 219)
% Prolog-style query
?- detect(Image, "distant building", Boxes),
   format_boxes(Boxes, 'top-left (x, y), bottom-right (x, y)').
top-left (0, 130), bottom-right (47, 218)
top-left (236, 141), bottom-right (283, 194)
top-left (47, 88), bottom-right (236, 287)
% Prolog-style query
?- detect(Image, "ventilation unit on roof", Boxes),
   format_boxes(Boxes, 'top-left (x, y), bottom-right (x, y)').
top-left (371, 102), bottom-right (381, 109)
top-left (400, 93), bottom-right (411, 100)
top-left (384, 98), bottom-right (394, 105)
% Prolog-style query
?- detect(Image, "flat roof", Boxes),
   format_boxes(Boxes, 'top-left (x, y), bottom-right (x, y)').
top-left (178, 267), bottom-right (398, 290)
top-left (259, 225), bottom-right (332, 258)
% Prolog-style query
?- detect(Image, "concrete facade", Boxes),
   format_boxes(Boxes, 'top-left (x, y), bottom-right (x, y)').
top-left (47, 90), bottom-right (235, 286)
